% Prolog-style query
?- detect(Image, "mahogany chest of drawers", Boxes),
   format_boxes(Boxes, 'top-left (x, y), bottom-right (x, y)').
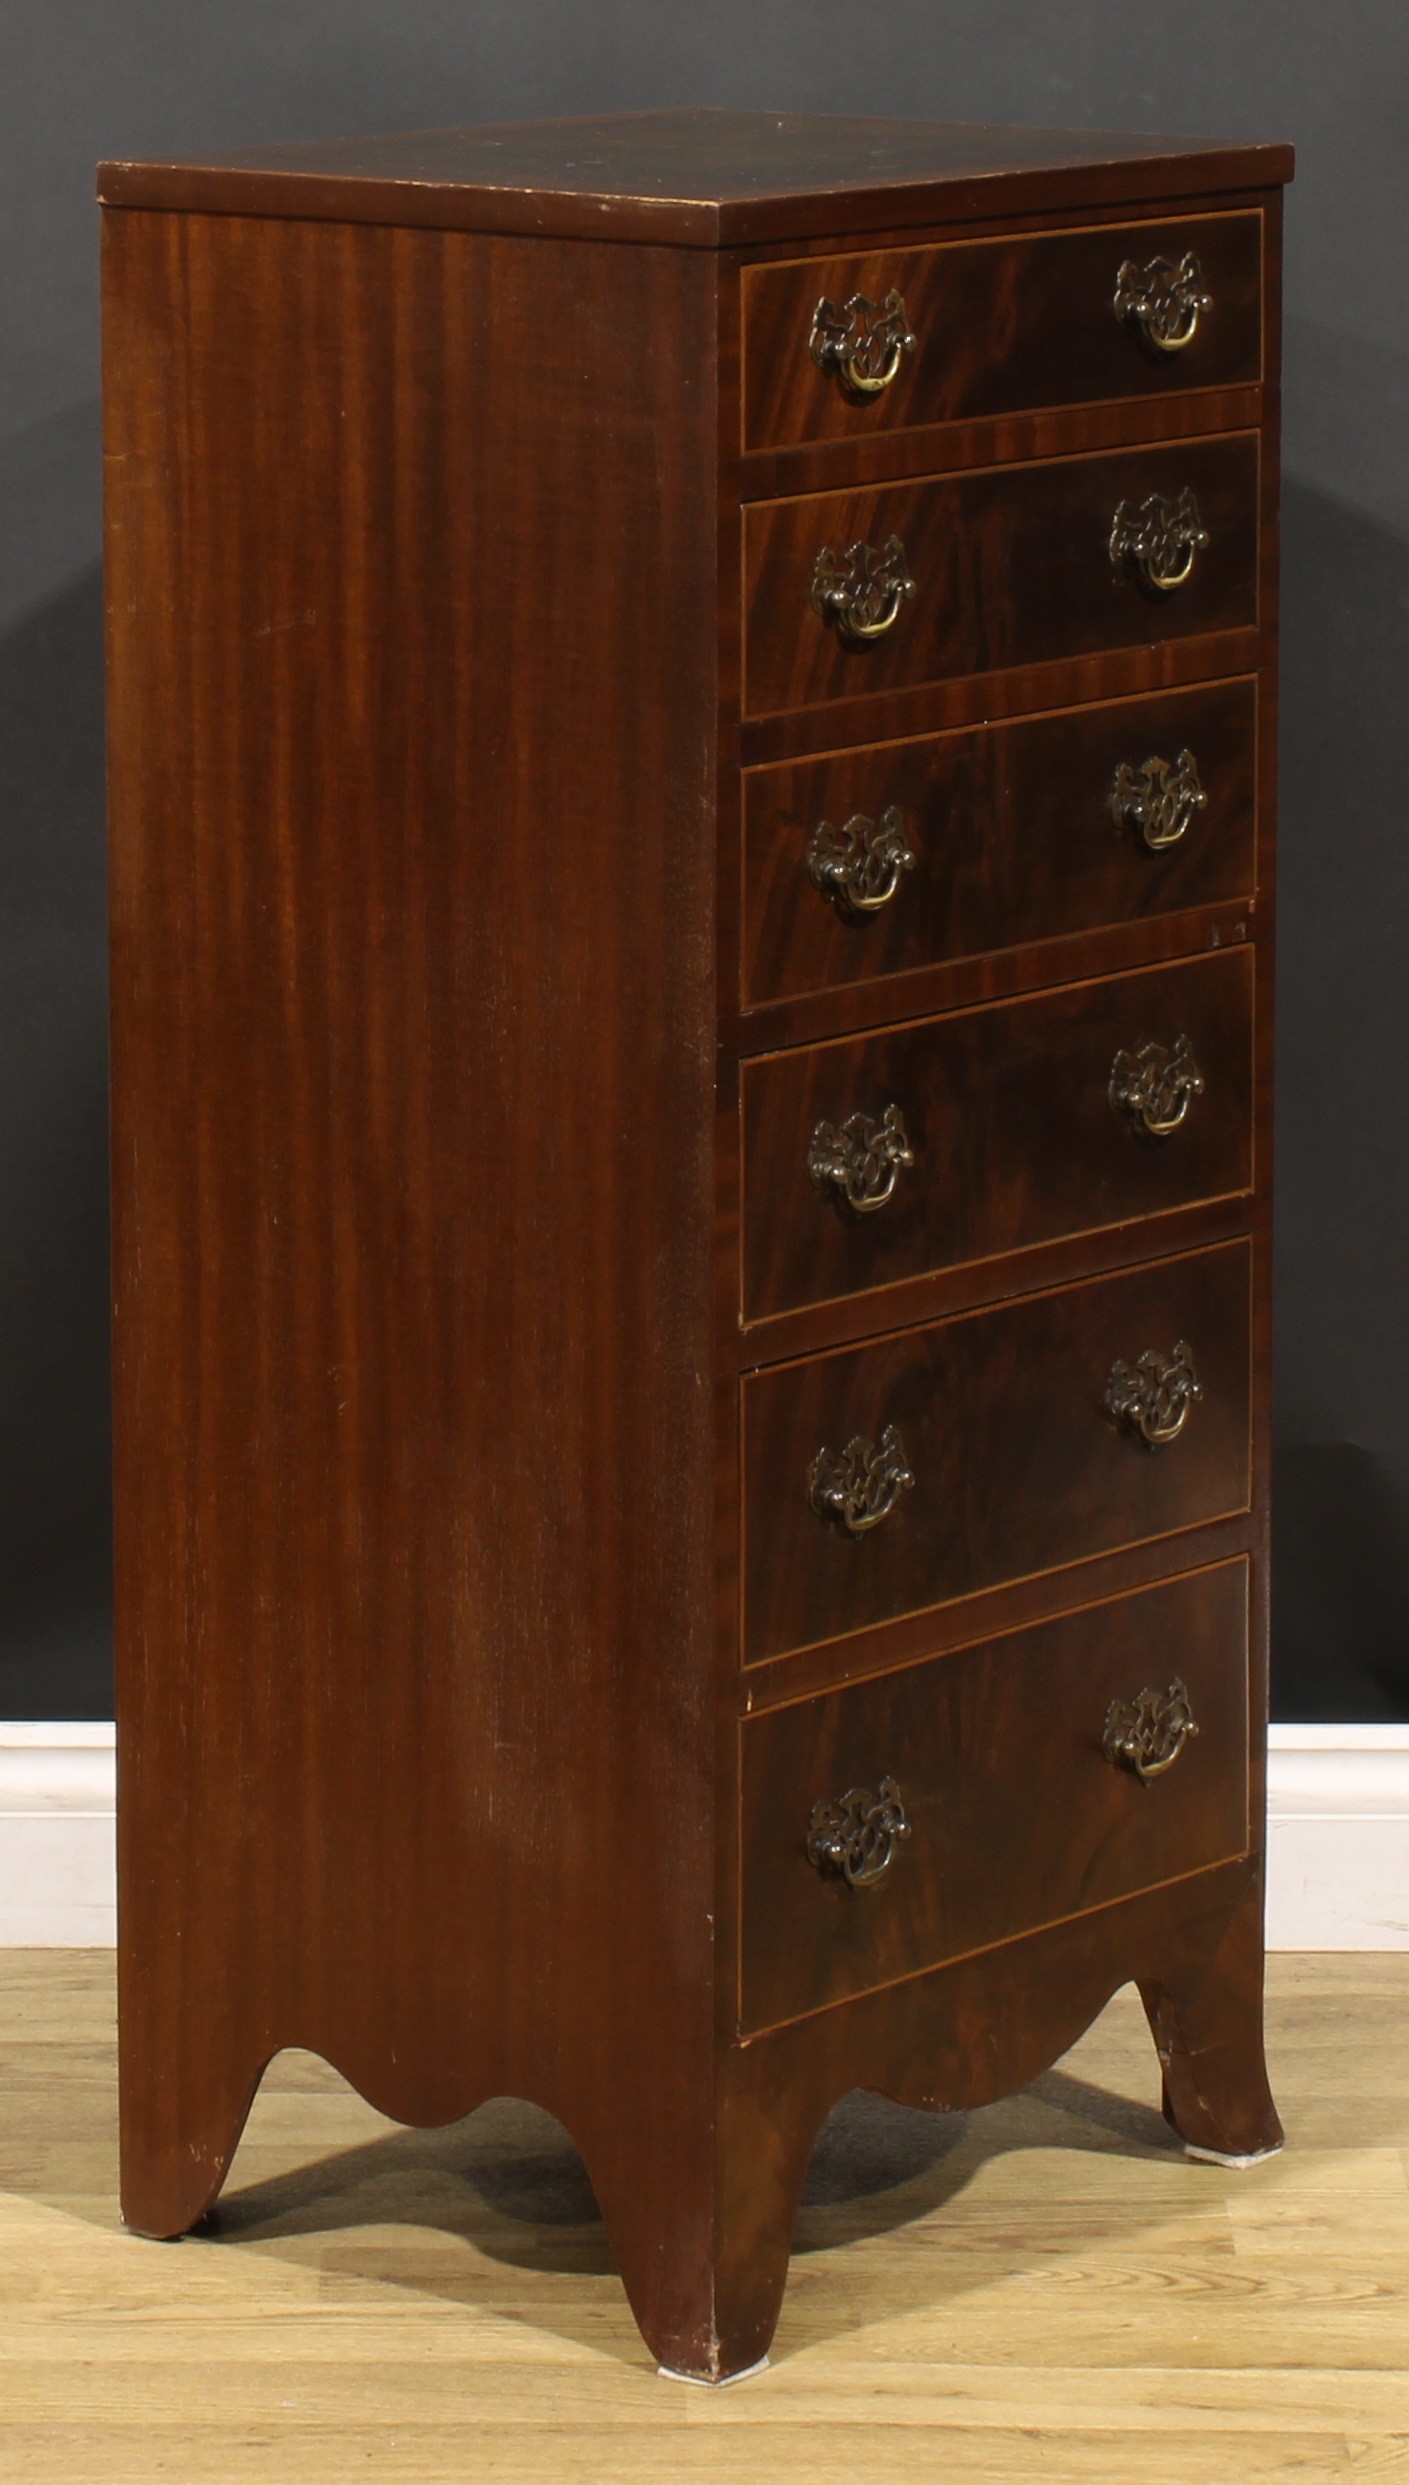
top-left (100, 108), bottom-right (1294, 2382)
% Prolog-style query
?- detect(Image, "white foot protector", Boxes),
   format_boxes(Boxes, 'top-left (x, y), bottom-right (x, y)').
top-left (1184, 2139), bottom-right (1285, 2169)
top-left (657, 2354), bottom-right (770, 2387)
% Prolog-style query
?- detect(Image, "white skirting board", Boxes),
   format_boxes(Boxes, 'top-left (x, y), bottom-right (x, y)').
top-left (1262, 1724), bottom-right (1409, 1949)
top-left (1, 1722), bottom-right (1407, 1948)
top-left (0, 1725), bottom-right (118, 1946)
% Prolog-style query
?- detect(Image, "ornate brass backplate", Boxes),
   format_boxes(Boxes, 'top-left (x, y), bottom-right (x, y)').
top-left (1109, 1033), bottom-right (1205, 1137)
top-left (809, 289), bottom-right (917, 398)
top-left (1111, 748), bottom-right (1208, 851)
top-left (807, 806), bottom-right (917, 916)
top-left (1104, 1339), bottom-right (1202, 1446)
top-left (806, 1776), bottom-right (912, 1888)
top-left (808, 1423), bottom-right (914, 1535)
top-left (808, 1102), bottom-right (914, 1213)
top-left (1102, 1678), bottom-right (1200, 1780)
top-left (1109, 488), bottom-right (1209, 592)
top-left (1113, 252), bottom-right (1212, 353)
top-left (811, 535), bottom-right (917, 646)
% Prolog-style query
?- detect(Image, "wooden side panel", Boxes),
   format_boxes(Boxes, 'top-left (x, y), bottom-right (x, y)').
top-left (743, 210), bottom-right (1262, 450)
top-left (743, 432), bottom-right (1259, 715)
top-left (740, 1561), bottom-right (1250, 2030)
top-left (104, 209), bottom-right (720, 2326)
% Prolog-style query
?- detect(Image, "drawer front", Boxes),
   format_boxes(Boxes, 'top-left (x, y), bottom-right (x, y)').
top-left (743, 1240), bottom-right (1250, 1664)
top-left (743, 212), bottom-right (1263, 453)
top-left (739, 1561), bottom-right (1250, 2031)
top-left (742, 677), bottom-right (1257, 1008)
top-left (743, 948), bottom-right (1254, 1323)
top-left (744, 434), bottom-right (1258, 716)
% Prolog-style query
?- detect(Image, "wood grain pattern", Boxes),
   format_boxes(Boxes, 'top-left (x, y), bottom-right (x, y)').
top-left (95, 107), bottom-right (1294, 247)
top-left (738, 622), bottom-right (1263, 771)
top-left (741, 1502), bottom-right (1259, 1715)
top-left (740, 1562), bottom-right (1250, 2031)
top-left (744, 432), bottom-right (1260, 714)
top-left (104, 207), bottom-right (724, 2368)
top-left (741, 676), bottom-right (1257, 1009)
top-left (743, 1241), bottom-right (1252, 1665)
top-left (737, 379), bottom-right (1267, 514)
top-left (742, 947), bottom-right (1254, 1322)
top-left (743, 210), bottom-right (1262, 451)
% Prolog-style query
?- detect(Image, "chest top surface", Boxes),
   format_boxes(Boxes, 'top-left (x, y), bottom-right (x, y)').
top-left (96, 105), bottom-right (1293, 246)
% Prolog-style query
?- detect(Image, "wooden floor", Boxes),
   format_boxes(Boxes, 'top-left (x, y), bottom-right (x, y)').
top-left (0, 1955), bottom-right (1405, 2480)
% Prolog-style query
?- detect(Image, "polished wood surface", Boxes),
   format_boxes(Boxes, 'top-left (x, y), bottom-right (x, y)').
top-left (739, 622), bottom-right (1265, 772)
top-left (739, 376), bottom-right (1270, 511)
top-left (743, 210), bottom-right (1262, 451)
top-left (744, 1242), bottom-right (1252, 1664)
top-left (741, 1563), bottom-right (1250, 2031)
top-left (742, 676), bottom-right (1258, 1009)
top-left (96, 107), bottom-right (1294, 246)
top-left (105, 207), bottom-right (723, 2362)
top-left (104, 119), bottom-right (1289, 2384)
top-left (20, 1949), bottom-right (1408, 2474)
top-left (744, 432), bottom-right (1260, 715)
top-left (742, 947), bottom-right (1254, 1321)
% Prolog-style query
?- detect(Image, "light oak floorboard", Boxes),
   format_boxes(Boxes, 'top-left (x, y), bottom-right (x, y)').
top-left (0, 1953), bottom-right (1405, 2482)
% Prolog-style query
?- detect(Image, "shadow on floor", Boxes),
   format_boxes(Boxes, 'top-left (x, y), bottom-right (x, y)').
top-left (185, 2025), bottom-right (1184, 2366)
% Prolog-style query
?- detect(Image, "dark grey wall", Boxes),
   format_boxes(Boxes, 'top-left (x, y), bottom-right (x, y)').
top-left (3, 1), bottom-right (1406, 1718)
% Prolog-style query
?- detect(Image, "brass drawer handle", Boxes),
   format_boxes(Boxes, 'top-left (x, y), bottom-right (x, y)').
top-left (1104, 1340), bottom-right (1202, 1446)
top-left (809, 289), bottom-right (917, 398)
top-left (806, 1776), bottom-right (912, 1888)
top-left (809, 1103), bottom-right (914, 1213)
top-left (807, 806), bottom-right (916, 916)
top-left (1113, 252), bottom-right (1212, 354)
top-left (812, 535), bottom-right (917, 646)
top-left (1110, 1034), bottom-right (1204, 1138)
top-left (1111, 748), bottom-right (1208, 851)
top-left (809, 1422), bottom-right (914, 1535)
top-left (1110, 488), bottom-right (1209, 592)
top-left (1103, 1678), bottom-right (1200, 1781)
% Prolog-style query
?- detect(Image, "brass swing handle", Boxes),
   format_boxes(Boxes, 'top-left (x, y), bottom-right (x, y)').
top-left (812, 535), bottom-right (916, 646)
top-left (807, 806), bottom-right (917, 915)
top-left (1110, 487), bottom-right (1208, 592)
top-left (1113, 252), bottom-right (1212, 354)
top-left (1103, 1678), bottom-right (1200, 1781)
top-left (809, 289), bottom-right (917, 397)
top-left (808, 1422), bottom-right (914, 1536)
top-left (1110, 1034), bottom-right (1204, 1138)
top-left (809, 1103), bottom-right (914, 1213)
top-left (1104, 1339), bottom-right (1202, 1446)
top-left (1112, 749), bottom-right (1207, 851)
top-left (806, 1776), bottom-right (912, 1887)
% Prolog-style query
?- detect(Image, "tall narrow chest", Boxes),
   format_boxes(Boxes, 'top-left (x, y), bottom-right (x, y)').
top-left (101, 108), bottom-right (1293, 2380)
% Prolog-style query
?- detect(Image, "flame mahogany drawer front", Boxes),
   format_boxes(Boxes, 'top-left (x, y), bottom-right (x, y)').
top-left (743, 431), bottom-right (1258, 716)
top-left (739, 1562), bottom-right (1251, 2032)
top-left (742, 945), bottom-right (1253, 1324)
top-left (742, 211), bottom-right (1262, 452)
top-left (742, 676), bottom-right (1257, 1009)
top-left (743, 1239), bottom-right (1251, 1665)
